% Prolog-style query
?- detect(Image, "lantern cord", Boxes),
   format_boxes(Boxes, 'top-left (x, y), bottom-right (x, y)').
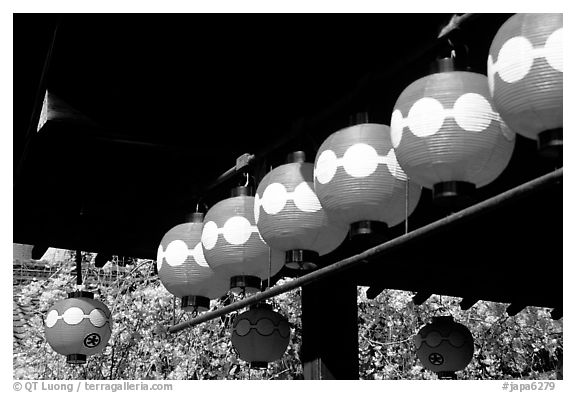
top-left (167, 168), bottom-right (562, 334)
top-left (75, 250), bottom-right (82, 288)
top-left (267, 246), bottom-right (272, 291)
top-left (404, 179), bottom-right (410, 234)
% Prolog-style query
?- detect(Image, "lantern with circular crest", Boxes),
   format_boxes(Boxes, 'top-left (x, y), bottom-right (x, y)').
top-left (45, 291), bottom-right (112, 364)
top-left (488, 13), bottom-right (562, 158)
top-left (255, 152), bottom-right (349, 270)
top-left (413, 316), bottom-right (474, 379)
top-left (201, 186), bottom-right (284, 294)
top-left (157, 212), bottom-right (229, 312)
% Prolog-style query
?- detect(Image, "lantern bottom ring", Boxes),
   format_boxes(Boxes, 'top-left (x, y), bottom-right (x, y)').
top-left (349, 220), bottom-right (389, 238)
top-left (230, 275), bottom-right (262, 295)
top-left (285, 250), bottom-right (319, 270)
top-left (181, 296), bottom-right (210, 312)
top-left (433, 181), bottom-right (475, 208)
top-left (437, 371), bottom-right (457, 380)
top-left (67, 354), bottom-right (87, 364)
top-left (537, 128), bottom-right (563, 160)
top-left (250, 361), bottom-right (269, 369)
top-left (67, 291), bottom-right (94, 299)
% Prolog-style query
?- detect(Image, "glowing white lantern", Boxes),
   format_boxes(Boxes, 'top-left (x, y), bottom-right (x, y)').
top-left (201, 187), bottom-right (284, 294)
top-left (488, 13), bottom-right (562, 156)
top-left (314, 122), bottom-right (421, 234)
top-left (255, 153), bottom-right (349, 270)
top-left (157, 212), bottom-right (228, 312)
top-left (391, 70), bottom-right (515, 204)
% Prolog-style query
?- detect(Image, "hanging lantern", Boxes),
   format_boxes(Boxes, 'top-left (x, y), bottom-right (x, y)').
top-left (231, 303), bottom-right (290, 369)
top-left (45, 291), bottom-right (112, 364)
top-left (314, 122), bottom-right (422, 236)
top-left (488, 13), bottom-right (563, 157)
top-left (157, 212), bottom-right (228, 312)
top-left (255, 152), bottom-right (349, 270)
top-left (201, 186), bottom-right (284, 294)
top-left (391, 66), bottom-right (516, 205)
top-left (413, 316), bottom-right (474, 379)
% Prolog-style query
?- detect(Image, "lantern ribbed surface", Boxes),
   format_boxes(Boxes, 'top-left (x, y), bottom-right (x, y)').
top-left (314, 123), bottom-right (422, 227)
top-left (231, 305), bottom-right (290, 367)
top-left (201, 195), bottom-right (284, 281)
top-left (413, 316), bottom-right (474, 373)
top-left (488, 13), bottom-right (562, 139)
top-left (390, 71), bottom-right (515, 189)
top-left (255, 162), bottom-right (348, 255)
top-left (45, 295), bottom-right (112, 362)
top-left (157, 220), bottom-right (228, 303)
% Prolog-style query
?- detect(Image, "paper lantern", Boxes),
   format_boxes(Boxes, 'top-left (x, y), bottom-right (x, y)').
top-left (255, 153), bottom-right (349, 270)
top-left (488, 13), bottom-right (562, 155)
top-left (157, 212), bottom-right (228, 312)
top-left (45, 292), bottom-right (111, 364)
top-left (231, 303), bottom-right (290, 369)
top-left (201, 187), bottom-right (284, 294)
top-left (391, 70), bottom-right (516, 203)
top-left (414, 316), bottom-right (474, 379)
top-left (314, 122), bottom-right (422, 234)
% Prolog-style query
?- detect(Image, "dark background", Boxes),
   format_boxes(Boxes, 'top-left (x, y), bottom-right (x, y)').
top-left (13, 14), bottom-right (562, 310)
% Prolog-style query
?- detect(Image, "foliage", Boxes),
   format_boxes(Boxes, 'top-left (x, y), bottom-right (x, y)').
top-left (13, 252), bottom-right (561, 380)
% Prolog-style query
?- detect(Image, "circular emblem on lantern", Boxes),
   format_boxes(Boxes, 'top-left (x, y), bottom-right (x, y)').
top-left (428, 353), bottom-right (444, 366)
top-left (157, 212), bottom-right (229, 311)
top-left (413, 316), bottom-right (474, 376)
top-left (391, 70), bottom-right (515, 204)
top-left (255, 153), bottom-right (349, 270)
top-left (488, 13), bottom-right (562, 155)
top-left (314, 122), bottom-right (422, 232)
top-left (231, 303), bottom-right (291, 368)
top-left (45, 292), bottom-right (112, 364)
top-left (83, 333), bottom-right (101, 348)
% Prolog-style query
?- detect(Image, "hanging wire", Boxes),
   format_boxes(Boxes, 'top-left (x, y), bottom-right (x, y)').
top-left (404, 178), bottom-right (410, 235)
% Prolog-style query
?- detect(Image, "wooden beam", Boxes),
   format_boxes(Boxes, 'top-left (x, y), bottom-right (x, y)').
top-left (301, 275), bottom-right (358, 379)
top-left (31, 245), bottom-right (49, 260)
top-left (506, 303), bottom-right (526, 317)
top-left (412, 292), bottom-right (433, 306)
top-left (551, 307), bottom-right (562, 320)
top-left (459, 298), bottom-right (479, 310)
top-left (366, 285), bottom-right (386, 300)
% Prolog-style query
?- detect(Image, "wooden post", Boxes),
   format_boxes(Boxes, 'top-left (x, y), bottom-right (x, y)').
top-left (301, 273), bottom-right (358, 379)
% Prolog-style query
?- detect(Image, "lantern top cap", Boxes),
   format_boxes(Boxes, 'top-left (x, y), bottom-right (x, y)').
top-left (286, 151), bottom-right (307, 164)
top-left (67, 291), bottom-right (94, 299)
top-left (250, 302), bottom-right (273, 311)
top-left (432, 315), bottom-right (455, 323)
top-left (231, 185), bottom-right (253, 197)
top-left (191, 212), bottom-right (204, 223)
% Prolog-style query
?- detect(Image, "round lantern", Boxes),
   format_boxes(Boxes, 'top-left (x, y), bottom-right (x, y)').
top-left (201, 186), bottom-right (284, 294)
top-left (255, 152), bottom-right (349, 270)
top-left (413, 316), bottom-right (474, 379)
top-left (314, 122), bottom-right (422, 235)
top-left (157, 212), bottom-right (229, 312)
top-left (45, 291), bottom-right (112, 364)
top-left (488, 13), bottom-right (562, 156)
top-left (231, 303), bottom-right (290, 369)
top-left (391, 69), bottom-right (516, 205)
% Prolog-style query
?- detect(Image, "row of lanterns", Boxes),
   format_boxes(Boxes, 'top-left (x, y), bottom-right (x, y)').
top-left (44, 13), bottom-right (561, 374)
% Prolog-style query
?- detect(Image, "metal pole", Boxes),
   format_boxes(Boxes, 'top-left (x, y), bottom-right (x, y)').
top-left (168, 168), bottom-right (561, 334)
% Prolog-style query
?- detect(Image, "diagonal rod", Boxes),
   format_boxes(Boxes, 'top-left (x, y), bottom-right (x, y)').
top-left (168, 168), bottom-right (562, 334)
